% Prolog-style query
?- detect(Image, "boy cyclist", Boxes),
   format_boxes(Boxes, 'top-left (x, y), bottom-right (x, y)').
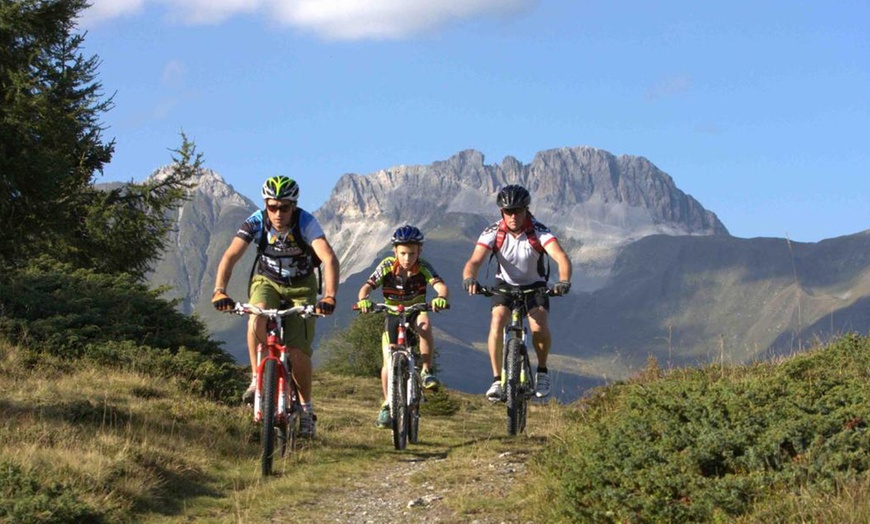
top-left (356, 225), bottom-right (449, 428)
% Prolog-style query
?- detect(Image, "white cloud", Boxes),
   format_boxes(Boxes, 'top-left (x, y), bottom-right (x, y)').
top-left (273, 0), bottom-right (535, 40)
top-left (79, 0), bottom-right (146, 25)
top-left (82, 0), bottom-right (536, 39)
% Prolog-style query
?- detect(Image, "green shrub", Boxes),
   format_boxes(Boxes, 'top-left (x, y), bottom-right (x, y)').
top-left (0, 258), bottom-right (244, 403)
top-left (421, 388), bottom-right (461, 417)
top-left (0, 257), bottom-right (224, 357)
top-left (0, 461), bottom-right (101, 524)
top-left (536, 334), bottom-right (870, 522)
top-left (83, 340), bottom-right (245, 403)
top-left (319, 312), bottom-right (385, 377)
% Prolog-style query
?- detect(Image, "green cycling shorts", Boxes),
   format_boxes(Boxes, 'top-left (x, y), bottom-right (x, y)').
top-left (249, 274), bottom-right (317, 357)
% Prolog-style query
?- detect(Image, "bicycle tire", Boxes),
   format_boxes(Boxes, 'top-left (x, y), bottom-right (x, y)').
top-left (505, 337), bottom-right (527, 436)
top-left (391, 353), bottom-right (409, 450)
top-left (408, 368), bottom-right (420, 444)
top-left (261, 358), bottom-right (279, 476)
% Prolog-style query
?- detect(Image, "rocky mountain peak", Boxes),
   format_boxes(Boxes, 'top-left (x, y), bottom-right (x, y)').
top-left (149, 165), bottom-right (254, 210)
top-left (317, 145), bottom-right (727, 288)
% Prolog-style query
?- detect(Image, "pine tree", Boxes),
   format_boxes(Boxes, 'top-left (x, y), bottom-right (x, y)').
top-left (0, 1), bottom-right (201, 278)
top-left (0, 0), bottom-right (113, 262)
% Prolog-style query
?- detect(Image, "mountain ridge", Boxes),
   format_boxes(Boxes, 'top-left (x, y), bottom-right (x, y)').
top-left (317, 146), bottom-right (727, 288)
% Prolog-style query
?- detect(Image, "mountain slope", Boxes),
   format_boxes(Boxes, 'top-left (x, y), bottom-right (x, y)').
top-left (558, 231), bottom-right (870, 373)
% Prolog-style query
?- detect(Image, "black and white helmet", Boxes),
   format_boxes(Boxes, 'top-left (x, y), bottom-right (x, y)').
top-left (496, 184), bottom-right (531, 210)
top-left (391, 224), bottom-right (425, 245)
top-left (261, 176), bottom-right (299, 201)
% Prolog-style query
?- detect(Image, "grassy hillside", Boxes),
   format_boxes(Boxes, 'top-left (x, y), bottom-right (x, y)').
top-left (0, 338), bottom-right (561, 523)
top-left (3, 332), bottom-right (870, 522)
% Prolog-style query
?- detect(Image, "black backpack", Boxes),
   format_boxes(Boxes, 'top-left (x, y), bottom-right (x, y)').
top-left (247, 207), bottom-right (323, 295)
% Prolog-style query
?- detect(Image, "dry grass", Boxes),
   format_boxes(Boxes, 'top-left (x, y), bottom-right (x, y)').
top-left (0, 344), bottom-right (563, 522)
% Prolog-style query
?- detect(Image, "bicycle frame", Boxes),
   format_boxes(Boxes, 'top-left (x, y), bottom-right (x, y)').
top-left (253, 313), bottom-right (292, 425)
top-left (232, 302), bottom-right (320, 476)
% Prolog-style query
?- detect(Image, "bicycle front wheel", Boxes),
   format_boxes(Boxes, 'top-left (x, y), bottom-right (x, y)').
top-left (505, 337), bottom-right (527, 436)
top-left (261, 358), bottom-right (279, 476)
top-left (408, 369), bottom-right (421, 444)
top-left (390, 353), bottom-right (410, 450)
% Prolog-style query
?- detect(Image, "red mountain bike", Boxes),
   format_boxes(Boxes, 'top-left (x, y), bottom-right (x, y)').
top-left (231, 302), bottom-right (322, 476)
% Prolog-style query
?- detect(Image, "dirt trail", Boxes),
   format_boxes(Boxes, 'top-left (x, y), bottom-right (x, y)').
top-left (315, 448), bottom-right (533, 524)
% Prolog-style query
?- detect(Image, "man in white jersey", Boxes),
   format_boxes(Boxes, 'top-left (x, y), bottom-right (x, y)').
top-left (461, 185), bottom-right (572, 401)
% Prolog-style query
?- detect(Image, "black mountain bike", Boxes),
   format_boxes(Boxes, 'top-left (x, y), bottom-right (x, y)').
top-left (231, 302), bottom-right (322, 476)
top-left (354, 302), bottom-right (433, 450)
top-left (478, 286), bottom-right (555, 436)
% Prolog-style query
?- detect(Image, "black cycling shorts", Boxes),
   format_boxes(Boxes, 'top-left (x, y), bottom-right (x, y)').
top-left (383, 311), bottom-right (423, 346)
top-left (490, 280), bottom-right (550, 313)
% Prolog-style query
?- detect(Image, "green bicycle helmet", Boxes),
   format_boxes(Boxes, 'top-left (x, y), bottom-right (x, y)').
top-left (261, 176), bottom-right (299, 201)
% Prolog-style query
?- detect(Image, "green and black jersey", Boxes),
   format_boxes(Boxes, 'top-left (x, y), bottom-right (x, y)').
top-left (365, 257), bottom-right (443, 309)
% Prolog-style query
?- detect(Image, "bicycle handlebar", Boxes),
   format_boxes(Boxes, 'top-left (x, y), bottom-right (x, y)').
top-left (231, 302), bottom-right (324, 319)
top-left (351, 302), bottom-right (448, 314)
top-left (476, 285), bottom-right (557, 298)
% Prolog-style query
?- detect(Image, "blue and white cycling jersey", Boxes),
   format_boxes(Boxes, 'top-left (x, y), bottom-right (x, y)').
top-left (236, 208), bottom-right (324, 285)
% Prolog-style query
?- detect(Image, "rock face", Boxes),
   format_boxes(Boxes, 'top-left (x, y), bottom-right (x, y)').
top-left (148, 167), bottom-right (257, 315)
top-left (316, 146), bottom-right (727, 290)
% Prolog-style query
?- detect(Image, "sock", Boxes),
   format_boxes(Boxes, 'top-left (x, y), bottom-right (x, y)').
top-left (493, 375), bottom-right (501, 382)
top-left (300, 402), bottom-right (313, 413)
top-left (537, 367), bottom-right (548, 374)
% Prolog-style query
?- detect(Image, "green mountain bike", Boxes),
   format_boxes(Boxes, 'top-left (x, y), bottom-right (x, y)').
top-left (479, 286), bottom-right (555, 436)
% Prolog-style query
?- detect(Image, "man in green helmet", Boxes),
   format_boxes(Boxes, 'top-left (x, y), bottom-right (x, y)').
top-left (212, 176), bottom-right (339, 438)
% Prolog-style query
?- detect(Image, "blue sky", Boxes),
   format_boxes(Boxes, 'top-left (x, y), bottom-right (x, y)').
top-left (80, 1), bottom-right (868, 243)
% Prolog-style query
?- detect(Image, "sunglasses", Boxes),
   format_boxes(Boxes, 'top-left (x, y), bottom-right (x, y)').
top-left (266, 202), bottom-right (294, 213)
top-left (502, 208), bottom-right (525, 216)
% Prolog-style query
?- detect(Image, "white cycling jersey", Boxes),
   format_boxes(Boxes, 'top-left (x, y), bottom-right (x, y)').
top-left (476, 218), bottom-right (556, 286)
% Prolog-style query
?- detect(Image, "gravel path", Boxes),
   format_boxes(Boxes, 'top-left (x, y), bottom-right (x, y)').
top-left (316, 450), bottom-right (533, 523)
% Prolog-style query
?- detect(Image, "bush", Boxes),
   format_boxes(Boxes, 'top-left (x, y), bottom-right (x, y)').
top-left (0, 257), bottom-right (225, 357)
top-left (84, 340), bottom-right (245, 403)
top-left (319, 312), bottom-right (385, 377)
top-left (0, 461), bottom-right (101, 524)
top-left (0, 257), bottom-right (244, 403)
top-left (535, 334), bottom-right (870, 522)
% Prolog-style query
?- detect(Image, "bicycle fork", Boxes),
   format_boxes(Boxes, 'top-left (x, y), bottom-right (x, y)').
top-left (254, 341), bottom-right (290, 424)
top-left (501, 314), bottom-right (530, 390)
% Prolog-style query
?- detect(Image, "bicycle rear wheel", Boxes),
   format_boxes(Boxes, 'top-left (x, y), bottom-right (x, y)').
top-left (391, 353), bottom-right (409, 450)
top-left (279, 382), bottom-right (299, 458)
top-left (505, 337), bottom-right (527, 436)
top-left (518, 351), bottom-right (533, 434)
top-left (261, 358), bottom-right (279, 476)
